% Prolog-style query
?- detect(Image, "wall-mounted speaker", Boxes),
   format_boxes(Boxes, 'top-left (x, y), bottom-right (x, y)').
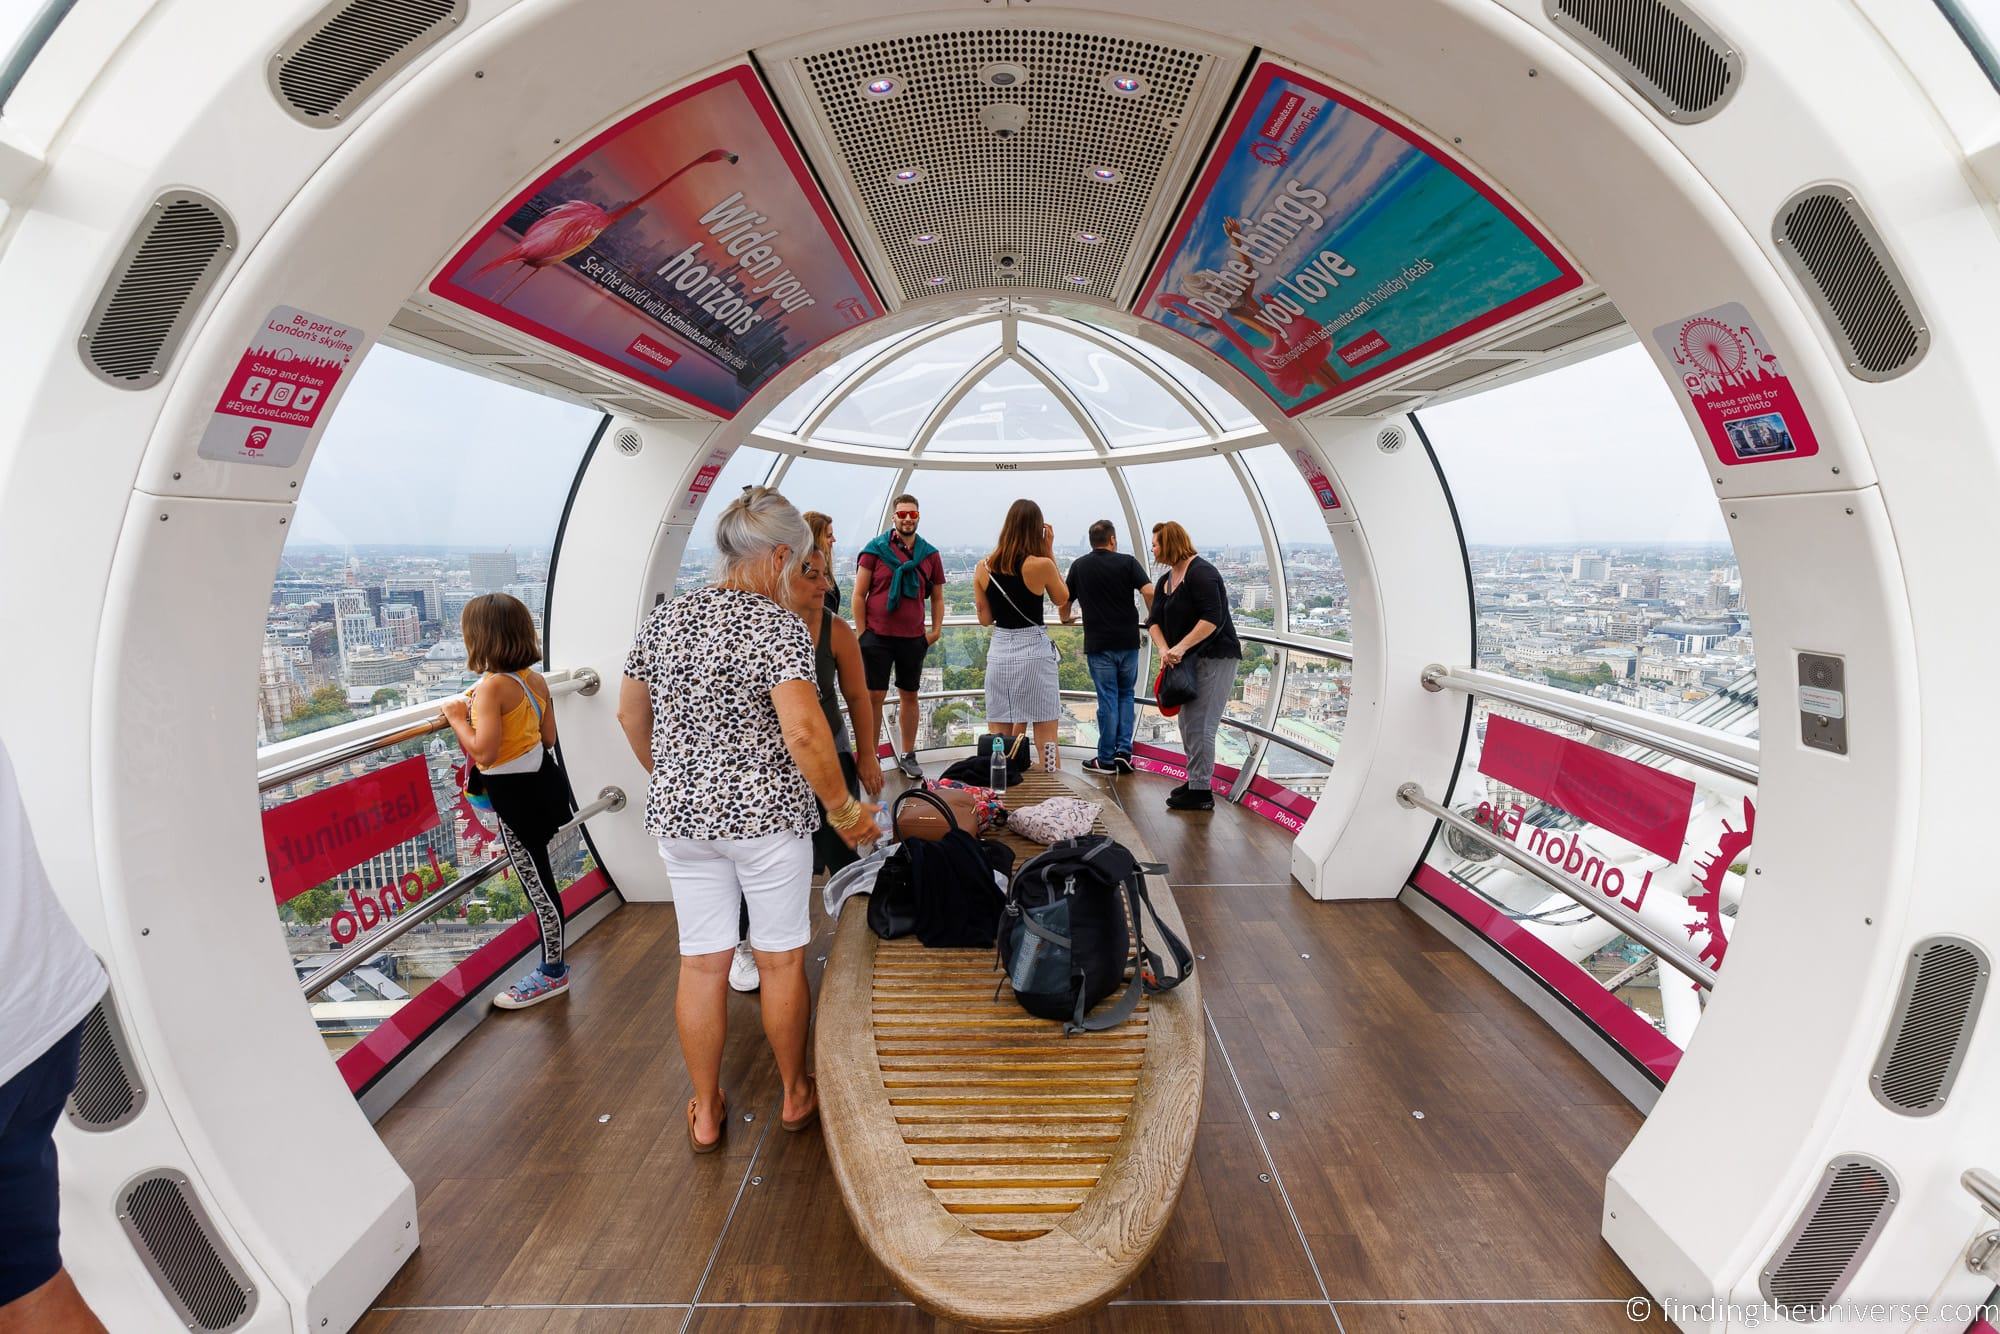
top-left (270, 0), bottom-right (465, 125)
top-left (1546, 0), bottom-right (1740, 123)
top-left (117, 1170), bottom-right (258, 1331)
top-left (1760, 1155), bottom-right (1898, 1316)
top-left (78, 191), bottom-right (235, 390)
top-left (614, 427), bottom-right (644, 457)
top-left (65, 990), bottom-right (145, 1131)
top-left (1774, 185), bottom-right (1929, 381)
top-left (1376, 425), bottom-right (1407, 454)
top-left (1870, 936), bottom-right (1988, 1115)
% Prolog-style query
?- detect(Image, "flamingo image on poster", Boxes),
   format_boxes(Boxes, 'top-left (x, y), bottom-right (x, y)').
top-left (1650, 303), bottom-right (1819, 466)
top-left (430, 66), bottom-right (882, 418)
top-left (197, 305), bottom-right (361, 466)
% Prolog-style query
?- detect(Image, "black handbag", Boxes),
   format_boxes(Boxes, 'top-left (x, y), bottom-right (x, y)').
top-left (1155, 658), bottom-right (1200, 709)
top-left (867, 790), bottom-right (1015, 947)
top-left (940, 733), bottom-right (1031, 788)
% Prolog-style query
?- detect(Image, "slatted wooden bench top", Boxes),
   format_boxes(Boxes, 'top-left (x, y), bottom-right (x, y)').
top-left (816, 769), bottom-right (1203, 1330)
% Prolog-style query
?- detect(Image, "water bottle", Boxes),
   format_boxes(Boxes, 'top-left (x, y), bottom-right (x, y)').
top-left (989, 736), bottom-right (1008, 793)
top-left (871, 803), bottom-right (894, 846)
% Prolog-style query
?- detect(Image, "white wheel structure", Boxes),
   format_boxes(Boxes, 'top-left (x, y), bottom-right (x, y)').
top-left (1, 2), bottom-right (1997, 1329)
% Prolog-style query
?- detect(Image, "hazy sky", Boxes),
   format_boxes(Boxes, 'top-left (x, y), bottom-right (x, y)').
top-left (287, 335), bottom-right (1728, 555)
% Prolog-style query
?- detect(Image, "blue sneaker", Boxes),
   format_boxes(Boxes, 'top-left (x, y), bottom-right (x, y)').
top-left (493, 968), bottom-right (569, 1010)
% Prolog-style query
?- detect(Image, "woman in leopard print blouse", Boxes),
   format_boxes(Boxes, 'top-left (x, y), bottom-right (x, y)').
top-left (618, 487), bottom-right (876, 1152)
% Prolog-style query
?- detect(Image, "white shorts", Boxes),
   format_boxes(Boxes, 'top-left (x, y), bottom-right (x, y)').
top-left (658, 831), bottom-right (814, 956)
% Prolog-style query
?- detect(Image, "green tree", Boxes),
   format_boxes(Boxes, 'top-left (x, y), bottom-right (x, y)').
top-left (466, 903), bottom-right (490, 927)
top-left (285, 884), bottom-right (343, 927)
top-left (486, 885), bottom-right (526, 920)
top-left (293, 684), bottom-right (350, 720)
top-left (929, 699), bottom-right (976, 745)
top-left (370, 687), bottom-right (405, 709)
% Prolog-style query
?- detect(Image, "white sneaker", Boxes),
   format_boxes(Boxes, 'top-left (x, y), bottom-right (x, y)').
top-left (728, 943), bottom-right (760, 993)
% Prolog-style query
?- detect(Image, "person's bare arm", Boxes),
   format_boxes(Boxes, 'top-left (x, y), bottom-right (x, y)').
top-left (830, 619), bottom-right (884, 796)
top-left (972, 563), bottom-right (995, 627)
top-left (529, 669), bottom-right (557, 746)
top-left (616, 675), bottom-right (655, 772)
top-left (1164, 619), bottom-right (1218, 666)
top-left (1028, 555), bottom-right (1069, 615)
top-left (441, 674), bottom-right (515, 768)
top-left (853, 561), bottom-right (873, 636)
top-left (927, 573), bottom-right (945, 646)
top-left (774, 680), bottom-right (876, 847)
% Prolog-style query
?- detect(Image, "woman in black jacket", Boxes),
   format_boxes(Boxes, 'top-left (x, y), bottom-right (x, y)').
top-left (1145, 521), bottom-right (1242, 812)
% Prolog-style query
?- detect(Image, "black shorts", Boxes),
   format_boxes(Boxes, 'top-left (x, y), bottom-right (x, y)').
top-left (860, 631), bottom-right (930, 692)
top-left (1, 1020), bottom-right (85, 1305)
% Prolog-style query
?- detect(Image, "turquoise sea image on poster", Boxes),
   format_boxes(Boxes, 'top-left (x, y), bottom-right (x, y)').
top-left (1138, 64), bottom-right (1580, 415)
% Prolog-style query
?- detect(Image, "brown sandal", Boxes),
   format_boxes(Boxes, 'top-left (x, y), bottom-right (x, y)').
top-left (688, 1092), bottom-right (726, 1154)
top-left (781, 1075), bottom-right (819, 1133)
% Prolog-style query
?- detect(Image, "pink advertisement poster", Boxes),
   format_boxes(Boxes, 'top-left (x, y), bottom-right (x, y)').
top-left (1651, 302), bottom-right (1820, 467)
top-left (1478, 715), bottom-right (1695, 863)
top-left (431, 67), bottom-right (883, 418)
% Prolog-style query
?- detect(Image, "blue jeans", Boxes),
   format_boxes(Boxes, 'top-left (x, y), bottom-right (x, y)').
top-left (1086, 649), bottom-right (1140, 761)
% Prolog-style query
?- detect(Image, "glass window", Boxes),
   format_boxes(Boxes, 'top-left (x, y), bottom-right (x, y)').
top-left (773, 456), bottom-right (893, 589)
top-left (1090, 321), bottom-right (1261, 432)
top-left (264, 347), bottom-right (600, 744)
top-left (927, 359), bottom-right (1093, 454)
top-left (676, 446), bottom-right (778, 592)
top-left (1417, 346), bottom-right (1759, 1060)
top-left (1937, 0), bottom-right (2000, 91)
top-left (899, 465), bottom-right (1125, 748)
top-left (815, 324), bottom-right (998, 449)
top-left (1239, 444), bottom-right (1346, 638)
top-left (1418, 344), bottom-right (1756, 718)
top-left (1016, 324), bottom-right (1205, 448)
top-left (1122, 455), bottom-right (1269, 767)
top-left (759, 328), bottom-right (915, 434)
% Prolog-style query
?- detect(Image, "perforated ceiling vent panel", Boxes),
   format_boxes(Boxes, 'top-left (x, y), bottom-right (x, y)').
top-left (1775, 186), bottom-right (1929, 381)
top-left (1870, 937), bottom-right (1988, 1115)
top-left (118, 1170), bottom-right (257, 1331)
top-left (80, 191), bottom-right (235, 389)
top-left (1547, 0), bottom-right (1738, 122)
top-left (1760, 1156), bottom-right (1897, 1315)
top-left (271, 0), bottom-right (464, 124)
top-left (787, 30), bottom-right (1228, 303)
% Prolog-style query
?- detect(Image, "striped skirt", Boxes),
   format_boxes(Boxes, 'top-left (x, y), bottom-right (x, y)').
top-left (984, 625), bottom-right (1061, 724)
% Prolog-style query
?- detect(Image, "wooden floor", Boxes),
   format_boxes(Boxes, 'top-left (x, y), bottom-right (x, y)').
top-left (360, 769), bottom-right (1668, 1333)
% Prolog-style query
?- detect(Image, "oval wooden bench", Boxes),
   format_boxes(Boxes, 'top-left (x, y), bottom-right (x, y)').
top-left (816, 769), bottom-right (1203, 1330)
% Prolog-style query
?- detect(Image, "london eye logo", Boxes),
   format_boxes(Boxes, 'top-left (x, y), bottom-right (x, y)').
top-left (1677, 316), bottom-right (1747, 379)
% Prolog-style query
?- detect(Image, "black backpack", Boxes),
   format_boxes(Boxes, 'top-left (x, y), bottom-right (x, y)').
top-left (867, 789), bottom-right (1015, 948)
top-left (940, 733), bottom-right (1032, 789)
top-left (997, 835), bottom-right (1195, 1034)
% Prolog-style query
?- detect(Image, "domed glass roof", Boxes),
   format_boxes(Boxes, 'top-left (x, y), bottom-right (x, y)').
top-left (752, 313), bottom-right (1261, 460)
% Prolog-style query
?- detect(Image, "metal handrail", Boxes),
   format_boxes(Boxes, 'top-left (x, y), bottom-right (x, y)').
top-left (933, 615), bottom-right (1354, 663)
top-left (298, 785), bottom-right (626, 1000)
top-left (1396, 783), bottom-right (1718, 990)
top-left (859, 687), bottom-right (1338, 770)
top-left (1968, 1168), bottom-right (2000, 1219)
top-left (259, 668), bottom-right (602, 792)
top-left (1240, 628), bottom-right (1355, 662)
top-left (1421, 664), bottom-right (1759, 787)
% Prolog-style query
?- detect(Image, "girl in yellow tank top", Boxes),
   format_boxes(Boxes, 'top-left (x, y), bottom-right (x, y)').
top-left (440, 594), bottom-right (575, 1010)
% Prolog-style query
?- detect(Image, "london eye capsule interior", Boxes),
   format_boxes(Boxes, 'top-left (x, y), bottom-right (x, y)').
top-left (1, 1), bottom-right (1998, 1330)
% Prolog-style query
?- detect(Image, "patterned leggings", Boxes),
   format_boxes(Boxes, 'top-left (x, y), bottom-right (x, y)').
top-left (497, 822), bottom-right (564, 971)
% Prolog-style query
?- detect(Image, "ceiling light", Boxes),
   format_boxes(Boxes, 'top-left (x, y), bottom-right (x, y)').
top-left (911, 233), bottom-right (939, 245)
top-left (1065, 276), bottom-right (1089, 286)
top-left (1102, 73), bottom-right (1148, 96)
top-left (926, 275), bottom-right (949, 285)
top-left (1088, 166), bottom-right (1120, 183)
top-left (979, 63), bottom-right (1030, 89)
top-left (891, 167), bottom-right (924, 183)
top-left (1075, 231), bottom-right (1104, 245)
top-left (860, 75), bottom-right (903, 98)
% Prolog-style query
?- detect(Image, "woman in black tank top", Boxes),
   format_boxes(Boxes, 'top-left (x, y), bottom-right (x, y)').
top-left (974, 500), bottom-right (1071, 771)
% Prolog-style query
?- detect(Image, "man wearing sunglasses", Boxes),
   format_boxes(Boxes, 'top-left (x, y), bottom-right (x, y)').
top-left (853, 494), bottom-right (945, 779)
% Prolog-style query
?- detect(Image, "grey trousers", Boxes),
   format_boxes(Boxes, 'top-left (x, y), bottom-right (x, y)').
top-left (1177, 656), bottom-right (1238, 791)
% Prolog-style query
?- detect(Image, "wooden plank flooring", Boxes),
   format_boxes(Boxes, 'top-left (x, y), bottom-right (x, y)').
top-left (360, 767), bottom-right (1668, 1332)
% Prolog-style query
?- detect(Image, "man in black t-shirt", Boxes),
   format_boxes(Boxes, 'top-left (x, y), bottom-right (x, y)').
top-left (1064, 520), bottom-right (1155, 775)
